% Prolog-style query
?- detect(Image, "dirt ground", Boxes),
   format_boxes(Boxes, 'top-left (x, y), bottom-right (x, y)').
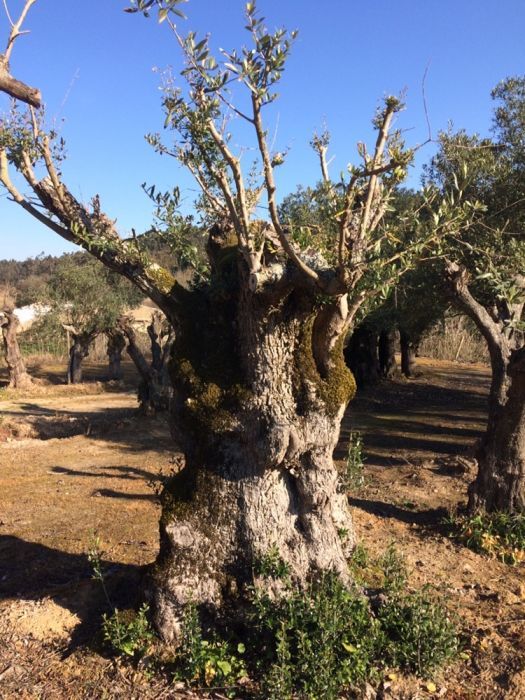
top-left (0, 357), bottom-right (524, 699)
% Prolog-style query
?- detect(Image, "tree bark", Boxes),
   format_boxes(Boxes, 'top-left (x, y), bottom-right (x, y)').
top-left (119, 315), bottom-right (174, 415)
top-left (399, 328), bottom-right (417, 378)
top-left (67, 332), bottom-right (94, 384)
top-left (0, 58), bottom-right (41, 108)
top-left (147, 236), bottom-right (357, 642)
top-left (344, 324), bottom-right (380, 387)
top-left (378, 328), bottom-right (397, 378)
top-left (106, 329), bottom-right (126, 381)
top-left (469, 347), bottom-right (525, 512)
top-left (445, 262), bottom-right (524, 512)
top-left (0, 309), bottom-right (32, 388)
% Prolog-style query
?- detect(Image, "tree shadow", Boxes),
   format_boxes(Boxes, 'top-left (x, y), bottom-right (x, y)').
top-left (348, 496), bottom-right (447, 528)
top-left (91, 488), bottom-right (157, 501)
top-left (0, 535), bottom-right (147, 653)
top-left (51, 464), bottom-right (164, 483)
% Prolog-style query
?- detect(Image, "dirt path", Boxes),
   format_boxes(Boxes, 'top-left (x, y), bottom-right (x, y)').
top-left (0, 359), bottom-right (524, 698)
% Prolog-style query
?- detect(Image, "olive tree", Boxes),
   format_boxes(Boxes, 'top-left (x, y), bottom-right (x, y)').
top-left (43, 256), bottom-right (143, 383)
top-left (0, 306), bottom-right (32, 388)
top-left (427, 77), bottom-right (525, 512)
top-left (0, 0), bottom-right (475, 640)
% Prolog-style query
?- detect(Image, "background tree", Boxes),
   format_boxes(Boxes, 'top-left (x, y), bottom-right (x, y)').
top-left (118, 311), bottom-right (175, 414)
top-left (0, 306), bottom-right (32, 388)
top-left (43, 256), bottom-right (143, 383)
top-left (0, 0), bottom-right (477, 640)
top-left (106, 327), bottom-right (127, 381)
top-left (427, 76), bottom-right (525, 512)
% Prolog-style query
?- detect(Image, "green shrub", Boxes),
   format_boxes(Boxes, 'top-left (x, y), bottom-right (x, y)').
top-left (88, 534), bottom-right (155, 660)
top-left (253, 544), bottom-right (292, 581)
top-left (251, 573), bottom-right (382, 700)
top-left (102, 604), bottom-right (154, 658)
top-left (446, 510), bottom-right (525, 564)
top-left (174, 604), bottom-right (247, 694)
top-left (95, 542), bottom-right (459, 699)
top-left (378, 588), bottom-right (459, 675)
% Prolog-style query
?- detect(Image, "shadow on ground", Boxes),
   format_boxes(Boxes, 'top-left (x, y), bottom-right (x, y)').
top-left (0, 535), bottom-right (145, 652)
top-left (338, 363), bottom-right (488, 465)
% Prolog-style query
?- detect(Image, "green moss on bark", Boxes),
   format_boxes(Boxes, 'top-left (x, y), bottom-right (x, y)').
top-left (295, 317), bottom-right (356, 417)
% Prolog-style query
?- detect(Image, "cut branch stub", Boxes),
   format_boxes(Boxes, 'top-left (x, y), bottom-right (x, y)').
top-left (0, 57), bottom-right (41, 107)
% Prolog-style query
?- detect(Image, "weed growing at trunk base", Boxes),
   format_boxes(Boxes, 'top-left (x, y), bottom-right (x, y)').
top-left (89, 537), bottom-right (459, 698)
top-left (88, 534), bottom-right (155, 660)
top-left (172, 604), bottom-right (247, 695)
top-left (170, 546), bottom-right (459, 699)
top-left (446, 510), bottom-right (525, 564)
top-left (101, 604), bottom-right (154, 658)
top-left (251, 573), bottom-right (383, 699)
top-left (340, 431), bottom-right (366, 493)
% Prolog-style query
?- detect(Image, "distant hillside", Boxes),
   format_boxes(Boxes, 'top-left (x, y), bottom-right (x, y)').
top-left (0, 232), bottom-right (181, 307)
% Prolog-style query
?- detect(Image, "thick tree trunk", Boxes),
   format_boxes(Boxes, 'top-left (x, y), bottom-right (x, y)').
top-left (148, 248), bottom-right (357, 642)
top-left (469, 347), bottom-right (525, 512)
top-left (344, 324), bottom-right (380, 387)
top-left (378, 328), bottom-right (397, 378)
top-left (445, 262), bottom-right (524, 512)
top-left (67, 334), bottom-right (93, 384)
top-left (106, 329), bottom-right (126, 381)
top-left (399, 328), bottom-right (417, 378)
top-left (0, 310), bottom-right (32, 389)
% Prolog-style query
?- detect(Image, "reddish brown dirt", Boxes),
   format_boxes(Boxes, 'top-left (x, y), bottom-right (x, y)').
top-left (0, 357), bottom-right (524, 699)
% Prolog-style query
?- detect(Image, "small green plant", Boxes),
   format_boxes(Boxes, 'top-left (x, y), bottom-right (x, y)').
top-left (174, 604), bottom-right (247, 694)
top-left (446, 510), bottom-right (525, 564)
top-left (340, 431), bottom-right (365, 492)
top-left (251, 573), bottom-right (382, 700)
top-left (102, 604), bottom-right (154, 658)
top-left (253, 544), bottom-right (291, 581)
top-left (378, 587), bottom-right (459, 675)
top-left (88, 533), bottom-right (155, 659)
top-left (379, 542), bottom-right (409, 593)
top-left (87, 534), bottom-right (112, 608)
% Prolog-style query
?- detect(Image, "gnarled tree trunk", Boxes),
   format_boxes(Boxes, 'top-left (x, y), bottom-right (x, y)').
top-left (344, 324), bottom-right (380, 388)
top-left (378, 328), bottom-right (397, 379)
top-left (149, 229), bottom-right (357, 642)
top-left (106, 328), bottom-right (126, 381)
top-left (446, 262), bottom-right (524, 512)
top-left (469, 347), bottom-right (525, 512)
top-left (0, 309), bottom-right (32, 388)
top-left (399, 328), bottom-right (418, 378)
top-left (119, 313), bottom-right (174, 415)
top-left (66, 328), bottom-right (96, 384)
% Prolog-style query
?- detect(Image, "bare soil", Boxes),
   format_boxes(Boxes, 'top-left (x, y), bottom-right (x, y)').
top-left (0, 357), bottom-right (524, 699)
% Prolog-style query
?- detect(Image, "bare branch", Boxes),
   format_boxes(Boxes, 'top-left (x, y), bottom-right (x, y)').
top-left (358, 102), bottom-right (396, 239)
top-left (0, 0), bottom-right (41, 106)
top-left (205, 114), bottom-right (251, 246)
top-left (252, 94), bottom-right (321, 286)
top-left (2, 0), bottom-right (15, 28)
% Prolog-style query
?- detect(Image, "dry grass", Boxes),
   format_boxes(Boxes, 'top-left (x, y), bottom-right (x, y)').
top-left (419, 315), bottom-right (488, 364)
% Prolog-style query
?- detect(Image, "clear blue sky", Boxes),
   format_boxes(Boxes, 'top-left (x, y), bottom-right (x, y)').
top-left (1, 0), bottom-right (524, 260)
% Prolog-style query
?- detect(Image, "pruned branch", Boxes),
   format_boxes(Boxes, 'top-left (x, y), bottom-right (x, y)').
top-left (1, 139), bottom-right (180, 314)
top-left (252, 93), bottom-right (321, 286)
top-left (0, 0), bottom-right (41, 107)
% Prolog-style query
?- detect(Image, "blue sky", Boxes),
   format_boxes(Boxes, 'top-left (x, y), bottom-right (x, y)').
top-left (1, 0), bottom-right (524, 260)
